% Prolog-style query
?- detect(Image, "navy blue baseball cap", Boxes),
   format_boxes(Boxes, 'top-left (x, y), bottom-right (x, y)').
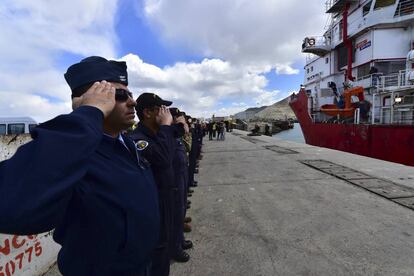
top-left (135, 92), bottom-right (172, 113)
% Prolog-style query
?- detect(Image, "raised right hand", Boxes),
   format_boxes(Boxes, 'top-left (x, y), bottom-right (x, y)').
top-left (73, 81), bottom-right (116, 118)
top-left (156, 106), bottom-right (173, 126)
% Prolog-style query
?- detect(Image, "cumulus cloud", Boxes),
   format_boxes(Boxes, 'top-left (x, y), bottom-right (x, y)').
top-left (274, 64), bottom-right (300, 75)
top-left (123, 53), bottom-right (281, 117)
top-left (0, 91), bottom-right (71, 122)
top-left (143, 0), bottom-right (326, 72)
top-left (0, 0), bottom-right (119, 122)
top-left (0, 0), bottom-right (323, 122)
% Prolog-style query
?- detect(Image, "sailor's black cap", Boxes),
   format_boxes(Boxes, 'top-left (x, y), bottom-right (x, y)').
top-left (135, 92), bottom-right (172, 112)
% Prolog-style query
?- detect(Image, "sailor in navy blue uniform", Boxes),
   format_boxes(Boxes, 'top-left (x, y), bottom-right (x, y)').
top-left (0, 56), bottom-right (160, 276)
top-left (168, 108), bottom-right (193, 263)
top-left (187, 117), bottom-right (199, 188)
top-left (129, 93), bottom-right (179, 276)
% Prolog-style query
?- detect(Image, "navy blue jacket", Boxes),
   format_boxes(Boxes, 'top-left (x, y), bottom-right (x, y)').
top-left (172, 138), bottom-right (188, 189)
top-left (0, 106), bottom-right (160, 275)
top-left (129, 123), bottom-right (177, 246)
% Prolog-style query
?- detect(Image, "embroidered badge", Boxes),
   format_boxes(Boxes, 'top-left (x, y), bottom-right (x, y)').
top-left (135, 140), bottom-right (149, 150)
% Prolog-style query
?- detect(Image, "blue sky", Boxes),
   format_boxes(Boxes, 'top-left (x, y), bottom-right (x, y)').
top-left (0, 0), bottom-right (326, 122)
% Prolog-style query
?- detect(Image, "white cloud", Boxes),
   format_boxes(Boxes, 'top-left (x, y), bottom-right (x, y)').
top-left (123, 53), bottom-right (282, 117)
top-left (0, 0), bottom-right (315, 122)
top-left (0, 92), bottom-right (71, 122)
top-left (143, 0), bottom-right (326, 73)
top-left (254, 90), bottom-right (281, 106)
top-left (275, 64), bottom-right (300, 75)
top-left (0, 0), bottom-right (119, 122)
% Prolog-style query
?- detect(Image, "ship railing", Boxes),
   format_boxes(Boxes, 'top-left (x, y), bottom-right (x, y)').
top-left (394, 0), bottom-right (414, 17)
top-left (371, 94), bottom-right (414, 125)
top-left (302, 36), bottom-right (331, 55)
top-left (355, 73), bottom-right (384, 88)
top-left (371, 109), bottom-right (414, 125)
top-left (354, 108), bottom-right (360, 124)
top-left (377, 70), bottom-right (411, 91)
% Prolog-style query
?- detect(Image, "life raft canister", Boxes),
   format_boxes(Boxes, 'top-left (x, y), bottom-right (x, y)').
top-left (308, 38), bottom-right (316, 46)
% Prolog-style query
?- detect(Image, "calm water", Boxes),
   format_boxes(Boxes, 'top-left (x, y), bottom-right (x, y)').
top-left (272, 123), bottom-right (305, 144)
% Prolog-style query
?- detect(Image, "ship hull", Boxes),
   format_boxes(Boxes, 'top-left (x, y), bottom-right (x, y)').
top-left (290, 89), bottom-right (414, 167)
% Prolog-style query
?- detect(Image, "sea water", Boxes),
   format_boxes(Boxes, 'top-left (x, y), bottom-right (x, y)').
top-left (272, 123), bottom-right (305, 144)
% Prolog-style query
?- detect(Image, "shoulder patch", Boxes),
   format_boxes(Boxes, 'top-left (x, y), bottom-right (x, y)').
top-left (135, 140), bottom-right (149, 150)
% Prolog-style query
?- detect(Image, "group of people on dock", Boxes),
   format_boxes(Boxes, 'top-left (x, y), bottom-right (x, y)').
top-left (0, 56), bottom-right (205, 276)
top-left (207, 121), bottom-right (232, 141)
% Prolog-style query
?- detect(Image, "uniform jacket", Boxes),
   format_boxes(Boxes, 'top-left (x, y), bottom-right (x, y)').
top-left (129, 123), bottom-right (177, 246)
top-left (0, 106), bottom-right (160, 275)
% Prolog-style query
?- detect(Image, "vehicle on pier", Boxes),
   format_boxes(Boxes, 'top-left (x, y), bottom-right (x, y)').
top-left (0, 117), bottom-right (38, 135)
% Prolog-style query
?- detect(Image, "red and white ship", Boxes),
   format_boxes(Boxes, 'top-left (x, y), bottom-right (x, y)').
top-left (290, 0), bottom-right (414, 166)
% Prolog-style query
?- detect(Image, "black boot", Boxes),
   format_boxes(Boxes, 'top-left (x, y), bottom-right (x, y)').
top-left (182, 240), bottom-right (193, 250)
top-left (173, 251), bottom-right (190, 262)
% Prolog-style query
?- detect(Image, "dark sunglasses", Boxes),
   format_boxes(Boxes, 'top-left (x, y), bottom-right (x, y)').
top-left (115, 89), bottom-right (133, 102)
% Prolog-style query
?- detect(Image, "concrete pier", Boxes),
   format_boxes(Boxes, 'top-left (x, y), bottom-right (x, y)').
top-left (43, 129), bottom-right (414, 275)
top-left (171, 130), bottom-right (414, 276)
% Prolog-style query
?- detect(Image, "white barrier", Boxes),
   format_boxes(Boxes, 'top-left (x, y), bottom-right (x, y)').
top-left (0, 135), bottom-right (60, 276)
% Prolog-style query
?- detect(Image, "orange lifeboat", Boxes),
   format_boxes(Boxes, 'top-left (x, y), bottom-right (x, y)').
top-left (320, 86), bottom-right (364, 118)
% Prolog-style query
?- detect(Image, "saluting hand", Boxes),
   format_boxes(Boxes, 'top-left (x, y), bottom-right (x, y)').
top-left (74, 81), bottom-right (116, 118)
top-left (176, 115), bottom-right (189, 134)
top-left (156, 106), bottom-right (173, 126)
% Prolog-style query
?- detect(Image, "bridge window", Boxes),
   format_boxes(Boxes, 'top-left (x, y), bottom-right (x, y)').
top-left (374, 0), bottom-right (396, 9)
top-left (376, 61), bottom-right (405, 75)
top-left (7, 123), bottom-right (25, 135)
top-left (363, 1), bottom-right (373, 16)
top-left (357, 63), bottom-right (371, 78)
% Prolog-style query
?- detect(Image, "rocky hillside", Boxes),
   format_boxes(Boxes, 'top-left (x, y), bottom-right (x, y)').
top-left (254, 95), bottom-right (296, 120)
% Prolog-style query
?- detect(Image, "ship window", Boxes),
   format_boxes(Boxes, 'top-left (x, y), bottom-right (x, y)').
top-left (374, 0), bottom-right (396, 9)
top-left (357, 63), bottom-right (371, 78)
top-left (363, 1), bottom-right (372, 16)
top-left (7, 123), bottom-right (25, 135)
top-left (376, 61), bottom-right (405, 75)
top-left (0, 124), bottom-right (5, 135)
top-left (307, 68), bottom-right (309, 74)
top-left (325, 57), bottom-right (329, 64)
top-left (337, 43), bottom-right (356, 69)
top-left (311, 66), bottom-right (314, 72)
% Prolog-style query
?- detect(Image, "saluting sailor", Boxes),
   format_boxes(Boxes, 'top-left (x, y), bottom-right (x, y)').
top-left (129, 93), bottom-right (185, 276)
top-left (0, 56), bottom-right (160, 276)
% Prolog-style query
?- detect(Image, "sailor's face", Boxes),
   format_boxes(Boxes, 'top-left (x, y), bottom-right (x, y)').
top-left (106, 82), bottom-right (136, 129)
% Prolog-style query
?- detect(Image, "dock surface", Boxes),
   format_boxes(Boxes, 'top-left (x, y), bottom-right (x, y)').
top-left (44, 129), bottom-right (414, 276)
top-left (171, 130), bottom-right (414, 276)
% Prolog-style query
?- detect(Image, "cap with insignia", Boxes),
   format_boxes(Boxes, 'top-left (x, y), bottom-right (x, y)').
top-left (64, 56), bottom-right (128, 97)
top-left (169, 107), bottom-right (184, 117)
top-left (135, 92), bottom-right (173, 113)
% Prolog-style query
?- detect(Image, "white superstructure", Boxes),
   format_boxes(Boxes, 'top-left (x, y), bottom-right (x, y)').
top-left (302, 0), bottom-right (414, 124)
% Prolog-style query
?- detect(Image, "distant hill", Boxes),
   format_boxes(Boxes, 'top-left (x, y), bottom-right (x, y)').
top-left (245, 106), bottom-right (268, 113)
top-left (254, 95), bottom-right (296, 120)
top-left (233, 105), bottom-right (268, 121)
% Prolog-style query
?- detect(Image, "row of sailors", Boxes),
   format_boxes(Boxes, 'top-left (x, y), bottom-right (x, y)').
top-left (0, 56), bottom-right (204, 276)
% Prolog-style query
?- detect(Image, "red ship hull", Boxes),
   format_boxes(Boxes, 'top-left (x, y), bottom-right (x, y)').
top-left (289, 89), bottom-right (414, 167)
